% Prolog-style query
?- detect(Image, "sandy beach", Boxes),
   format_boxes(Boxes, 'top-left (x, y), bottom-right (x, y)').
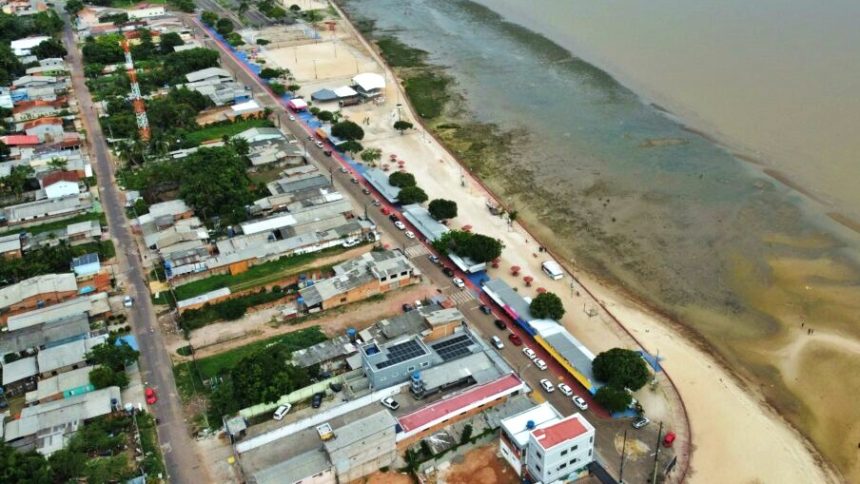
top-left (255, 4), bottom-right (846, 482)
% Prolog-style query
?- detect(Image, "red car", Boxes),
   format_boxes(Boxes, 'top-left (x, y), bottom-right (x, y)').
top-left (145, 387), bottom-right (158, 405)
top-left (381, 207), bottom-right (391, 215)
top-left (508, 333), bottom-right (523, 346)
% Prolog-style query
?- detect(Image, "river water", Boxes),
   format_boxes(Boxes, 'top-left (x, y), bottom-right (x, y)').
top-left (340, 0), bottom-right (860, 476)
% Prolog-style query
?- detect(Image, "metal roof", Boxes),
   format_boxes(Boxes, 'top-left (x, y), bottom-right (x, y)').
top-left (0, 312), bottom-right (89, 356)
top-left (0, 273), bottom-right (78, 309)
top-left (1, 356), bottom-right (38, 385)
top-left (323, 410), bottom-right (396, 455)
top-left (401, 204), bottom-right (449, 242)
top-left (36, 335), bottom-right (107, 374)
top-left (362, 168), bottom-right (401, 203)
top-left (253, 448), bottom-right (331, 484)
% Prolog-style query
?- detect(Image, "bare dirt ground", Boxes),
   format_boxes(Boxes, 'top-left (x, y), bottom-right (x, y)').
top-left (360, 470), bottom-right (413, 484)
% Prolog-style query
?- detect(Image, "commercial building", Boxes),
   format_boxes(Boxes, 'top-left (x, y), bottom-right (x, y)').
top-left (35, 334), bottom-right (108, 378)
top-left (362, 168), bottom-right (400, 203)
top-left (351, 73), bottom-right (385, 99)
top-left (401, 203), bottom-right (449, 242)
top-left (499, 402), bottom-right (564, 476)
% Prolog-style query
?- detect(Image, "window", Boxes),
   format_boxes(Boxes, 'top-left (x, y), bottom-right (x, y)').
top-left (535, 464), bottom-right (542, 473)
top-left (561, 450), bottom-right (568, 456)
top-left (558, 463), bottom-right (567, 470)
top-left (535, 451), bottom-right (543, 460)
top-left (590, 436), bottom-right (593, 443)
top-left (569, 457), bottom-right (578, 465)
top-left (381, 276), bottom-right (387, 281)
top-left (571, 445), bottom-right (578, 451)
top-left (421, 361), bottom-right (429, 367)
top-left (340, 297), bottom-right (347, 303)
top-left (400, 271), bottom-right (408, 276)
top-left (407, 366), bottom-right (416, 372)
top-left (589, 449), bottom-right (592, 456)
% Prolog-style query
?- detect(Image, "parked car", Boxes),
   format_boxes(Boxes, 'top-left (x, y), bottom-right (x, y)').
top-left (273, 404), bottom-right (292, 420)
top-left (145, 387), bottom-right (157, 405)
top-left (315, 141), bottom-right (324, 148)
top-left (323, 150), bottom-right (332, 157)
top-left (289, 115), bottom-right (296, 121)
top-left (338, 166), bottom-right (348, 173)
top-left (632, 416), bottom-right (651, 429)
top-left (362, 188), bottom-right (371, 195)
top-left (394, 221), bottom-right (406, 230)
top-left (491, 335), bottom-right (504, 350)
top-left (452, 277), bottom-right (465, 289)
top-left (572, 396), bottom-right (589, 411)
top-left (402, 303), bottom-right (414, 312)
top-left (558, 383), bottom-right (573, 396)
top-left (389, 213), bottom-right (399, 222)
top-left (350, 177), bottom-right (359, 184)
top-left (534, 357), bottom-right (547, 370)
top-left (522, 347), bottom-right (536, 359)
top-left (494, 319), bottom-right (507, 330)
top-left (123, 296), bottom-right (134, 308)
top-left (442, 267), bottom-right (455, 277)
top-left (380, 397), bottom-right (400, 410)
top-left (508, 333), bottom-right (523, 346)
top-left (429, 255), bottom-right (440, 265)
top-left (404, 230), bottom-right (415, 239)
top-left (329, 382), bottom-right (343, 393)
top-left (539, 379), bottom-right (555, 393)
top-left (479, 304), bottom-right (492, 315)
top-left (372, 199), bottom-right (381, 206)
top-left (381, 207), bottom-right (391, 215)
top-left (311, 392), bottom-right (325, 408)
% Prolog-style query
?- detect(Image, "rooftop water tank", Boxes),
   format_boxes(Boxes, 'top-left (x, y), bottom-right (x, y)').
top-left (526, 420), bottom-right (536, 430)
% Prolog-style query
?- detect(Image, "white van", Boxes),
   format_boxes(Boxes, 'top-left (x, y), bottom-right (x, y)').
top-left (491, 336), bottom-right (504, 350)
top-left (273, 403), bottom-right (292, 420)
top-left (541, 260), bottom-right (564, 280)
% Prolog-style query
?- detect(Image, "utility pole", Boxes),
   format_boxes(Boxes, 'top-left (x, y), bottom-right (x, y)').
top-left (619, 429), bottom-right (628, 483)
top-left (651, 421), bottom-right (664, 484)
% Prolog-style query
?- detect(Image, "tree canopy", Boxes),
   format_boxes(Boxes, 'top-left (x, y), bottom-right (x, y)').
top-left (339, 140), bottom-right (363, 154)
top-left (592, 348), bottom-right (650, 391)
top-left (331, 120), bottom-right (364, 141)
top-left (201, 11), bottom-right (219, 26)
top-left (397, 185), bottom-right (428, 204)
top-left (216, 18), bottom-right (234, 35)
top-left (82, 34), bottom-right (125, 65)
top-left (65, 0), bottom-right (84, 14)
top-left (393, 120), bottom-right (414, 133)
top-left (33, 39), bottom-right (67, 59)
top-left (87, 335), bottom-right (139, 373)
top-left (360, 148), bottom-right (382, 164)
top-left (159, 32), bottom-right (184, 54)
top-left (388, 171), bottom-right (416, 188)
top-left (529, 292), bottom-right (565, 320)
top-left (428, 198), bottom-right (457, 220)
top-left (432, 230), bottom-right (503, 263)
top-left (594, 385), bottom-right (633, 413)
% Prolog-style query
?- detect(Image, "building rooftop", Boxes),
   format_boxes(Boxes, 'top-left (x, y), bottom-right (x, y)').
top-left (185, 67), bottom-right (232, 83)
top-left (323, 409), bottom-right (396, 455)
top-left (148, 199), bottom-right (190, 219)
top-left (401, 204), bottom-right (449, 242)
top-left (0, 273), bottom-right (77, 309)
top-left (1, 356), bottom-right (38, 385)
top-left (531, 413), bottom-right (593, 450)
top-left (2, 194), bottom-right (91, 223)
top-left (500, 402), bottom-right (563, 448)
top-left (300, 250), bottom-right (415, 308)
top-left (291, 334), bottom-right (358, 368)
top-left (0, 312), bottom-right (90, 357)
top-left (362, 168), bottom-right (400, 203)
top-left (361, 336), bottom-right (430, 371)
top-left (36, 334), bottom-right (107, 374)
top-left (176, 287), bottom-right (231, 310)
top-left (534, 322), bottom-right (597, 389)
top-left (0, 233), bottom-right (22, 254)
top-left (253, 448), bottom-right (330, 484)
top-left (6, 292), bottom-right (108, 331)
top-left (482, 278), bottom-right (535, 323)
top-left (352, 73), bottom-right (385, 92)
top-left (26, 365), bottom-right (94, 404)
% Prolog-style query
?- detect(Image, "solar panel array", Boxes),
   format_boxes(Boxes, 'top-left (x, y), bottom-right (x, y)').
top-left (376, 339), bottom-right (427, 369)
top-left (432, 333), bottom-right (474, 362)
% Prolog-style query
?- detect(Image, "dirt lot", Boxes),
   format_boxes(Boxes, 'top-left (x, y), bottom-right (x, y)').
top-left (438, 444), bottom-right (517, 484)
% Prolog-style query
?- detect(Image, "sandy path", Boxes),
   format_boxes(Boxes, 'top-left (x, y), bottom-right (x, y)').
top-left (326, 4), bottom-right (839, 482)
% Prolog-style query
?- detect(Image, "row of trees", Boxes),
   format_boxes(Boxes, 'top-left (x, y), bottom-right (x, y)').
top-left (432, 229), bottom-right (504, 264)
top-left (388, 171), bottom-right (428, 204)
top-left (0, 240), bottom-right (115, 284)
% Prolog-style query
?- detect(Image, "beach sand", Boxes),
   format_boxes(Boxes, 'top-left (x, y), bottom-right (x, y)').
top-left (264, 7), bottom-right (846, 482)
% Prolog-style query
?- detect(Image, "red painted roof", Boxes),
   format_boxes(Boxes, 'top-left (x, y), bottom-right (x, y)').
top-left (23, 117), bottom-right (63, 130)
top-left (12, 97), bottom-right (67, 114)
top-left (531, 415), bottom-right (589, 450)
top-left (1, 134), bottom-right (40, 146)
top-left (41, 170), bottom-right (80, 187)
top-left (398, 374), bottom-right (522, 432)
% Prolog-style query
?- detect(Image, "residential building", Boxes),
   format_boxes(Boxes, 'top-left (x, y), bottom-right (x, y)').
top-left (0, 312), bottom-right (91, 358)
top-left (183, 67), bottom-right (249, 106)
top-left (23, 117), bottom-right (65, 142)
top-left (499, 402), bottom-right (564, 476)
top-left (1, 193), bottom-right (93, 227)
top-left (25, 365), bottom-right (95, 404)
top-left (6, 291), bottom-right (110, 332)
top-left (12, 98), bottom-right (68, 122)
top-left (0, 233), bottom-right (23, 259)
top-left (70, 253), bottom-right (100, 277)
top-left (10, 36), bottom-right (50, 57)
top-left (299, 250), bottom-right (418, 311)
top-left (40, 170), bottom-right (81, 199)
top-left (0, 356), bottom-right (38, 392)
top-left (0, 273), bottom-right (79, 325)
top-left (525, 413), bottom-right (596, 482)
top-left (36, 334), bottom-right (108, 378)
top-left (148, 199), bottom-right (193, 221)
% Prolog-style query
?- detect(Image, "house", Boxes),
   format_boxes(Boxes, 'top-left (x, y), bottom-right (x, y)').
top-left (70, 253), bottom-right (100, 277)
top-left (499, 402), bottom-right (564, 476)
top-left (233, 126), bottom-right (286, 144)
top-left (26, 365), bottom-right (95, 405)
top-left (185, 67), bottom-right (232, 84)
top-left (524, 413), bottom-right (596, 482)
top-left (36, 334), bottom-right (108, 378)
top-left (1, 194), bottom-right (92, 227)
top-left (12, 98), bottom-right (68, 122)
top-left (0, 134), bottom-right (40, 147)
top-left (66, 220), bottom-right (102, 243)
top-left (40, 171), bottom-right (81, 199)
top-left (351, 73), bottom-right (385, 99)
top-left (10, 36), bottom-right (50, 57)
top-left (0, 356), bottom-right (38, 393)
top-left (23, 117), bottom-right (65, 142)
top-left (0, 273), bottom-right (79, 325)
top-left (12, 75), bottom-right (59, 90)
top-left (299, 250), bottom-right (418, 311)
top-left (0, 312), bottom-right (91, 358)
top-left (127, 5), bottom-right (165, 19)
top-left (183, 68), bottom-right (248, 106)
top-left (25, 58), bottom-right (69, 76)
top-left (6, 292), bottom-right (110, 332)
top-left (0, 233), bottom-right (24, 259)
top-left (148, 199), bottom-right (193, 221)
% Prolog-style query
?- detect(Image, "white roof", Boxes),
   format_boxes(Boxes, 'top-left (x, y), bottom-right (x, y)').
top-left (231, 99), bottom-right (261, 114)
top-left (177, 287), bottom-right (231, 309)
top-left (36, 335), bottom-right (108, 374)
top-left (352, 73), bottom-right (385, 91)
top-left (2, 356), bottom-right (38, 385)
top-left (287, 98), bottom-right (308, 109)
top-left (185, 67), bottom-right (232, 83)
top-left (149, 199), bottom-right (190, 218)
top-left (0, 273), bottom-right (77, 309)
top-left (500, 402), bottom-right (563, 448)
top-left (332, 86), bottom-right (358, 97)
top-left (6, 292), bottom-right (108, 331)
top-left (10, 36), bottom-right (50, 52)
top-left (240, 213), bottom-right (297, 235)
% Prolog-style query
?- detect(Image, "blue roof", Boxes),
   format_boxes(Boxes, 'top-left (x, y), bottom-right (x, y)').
top-left (116, 335), bottom-right (139, 351)
top-left (71, 252), bottom-right (99, 267)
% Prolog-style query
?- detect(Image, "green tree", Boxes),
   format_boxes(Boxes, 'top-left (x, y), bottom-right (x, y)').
top-left (287, 83), bottom-right (301, 93)
top-left (360, 147), bottom-right (382, 165)
top-left (289, 4), bottom-right (301, 12)
top-left (462, 233), bottom-right (503, 263)
top-left (216, 18), bottom-right (234, 35)
top-left (259, 67), bottom-right (282, 79)
top-left (393, 120), bottom-right (413, 134)
top-left (0, 165), bottom-right (35, 199)
top-left (592, 348), bottom-right (651, 391)
top-left (460, 424), bottom-right (473, 444)
top-left (65, 0), bottom-right (84, 14)
top-left (238, 0), bottom-right (250, 16)
top-left (0, 140), bottom-right (9, 159)
top-left (159, 31), bottom-right (184, 54)
top-left (388, 171), bottom-right (416, 188)
top-left (428, 198), bottom-right (457, 220)
top-left (32, 39), bottom-right (66, 59)
top-left (0, 43), bottom-right (24, 85)
top-left (339, 140), bottom-right (363, 154)
top-left (331, 120), bottom-right (364, 140)
top-left (270, 82), bottom-right (287, 96)
top-left (0, 441), bottom-right (52, 483)
top-left (82, 34), bottom-right (125, 65)
top-left (86, 335), bottom-right (139, 373)
top-left (201, 11), bottom-right (219, 26)
top-left (48, 158), bottom-right (67, 170)
top-left (48, 448), bottom-right (85, 482)
top-left (529, 292), bottom-right (565, 320)
top-left (317, 110), bottom-right (334, 122)
top-left (594, 385), bottom-right (633, 413)
top-left (397, 185), bottom-right (428, 205)
top-left (89, 366), bottom-right (130, 389)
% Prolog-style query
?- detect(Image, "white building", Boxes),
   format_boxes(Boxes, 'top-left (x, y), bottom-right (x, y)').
top-left (10, 36), bottom-right (50, 57)
top-left (499, 402), bottom-right (564, 476)
top-left (127, 5), bottom-right (165, 19)
top-left (525, 413), bottom-right (595, 482)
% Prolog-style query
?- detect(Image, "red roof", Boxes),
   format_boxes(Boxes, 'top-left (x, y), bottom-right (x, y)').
top-left (398, 374), bottom-right (523, 432)
top-left (23, 117), bottom-right (63, 130)
top-left (1, 134), bottom-right (40, 146)
top-left (531, 415), bottom-right (589, 450)
top-left (12, 97), bottom-right (67, 114)
top-left (41, 170), bottom-right (80, 187)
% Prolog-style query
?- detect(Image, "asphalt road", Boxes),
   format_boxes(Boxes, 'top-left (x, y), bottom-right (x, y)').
top-left (63, 20), bottom-right (207, 484)
top-left (189, 18), bottom-right (674, 483)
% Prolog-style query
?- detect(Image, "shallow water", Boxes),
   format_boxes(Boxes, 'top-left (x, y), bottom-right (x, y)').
top-left (341, 0), bottom-right (860, 477)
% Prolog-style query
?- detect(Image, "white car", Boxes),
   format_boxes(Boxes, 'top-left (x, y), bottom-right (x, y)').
top-left (380, 397), bottom-right (400, 410)
top-left (123, 296), bottom-right (134, 308)
top-left (452, 277), bottom-right (465, 289)
top-left (558, 383), bottom-right (573, 397)
top-left (288, 115), bottom-right (295, 121)
top-left (522, 347), bottom-right (536, 360)
top-left (534, 358), bottom-right (547, 371)
top-left (394, 221), bottom-right (406, 230)
top-left (315, 140), bottom-right (324, 148)
top-left (273, 404), bottom-right (292, 420)
top-left (572, 396), bottom-right (588, 411)
top-left (404, 230), bottom-right (415, 239)
top-left (539, 379), bottom-right (555, 393)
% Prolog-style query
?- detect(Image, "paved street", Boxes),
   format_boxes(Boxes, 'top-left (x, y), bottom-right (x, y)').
top-left (188, 18), bottom-right (674, 482)
top-left (63, 19), bottom-right (208, 484)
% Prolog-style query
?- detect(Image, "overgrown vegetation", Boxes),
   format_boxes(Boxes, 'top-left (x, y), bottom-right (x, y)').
top-left (0, 240), bottom-right (115, 283)
top-left (86, 335), bottom-right (140, 389)
top-left (432, 229), bottom-right (503, 263)
top-left (180, 286), bottom-right (288, 331)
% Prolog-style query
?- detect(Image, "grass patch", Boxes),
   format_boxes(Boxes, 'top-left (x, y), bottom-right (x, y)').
top-left (193, 326), bottom-right (327, 380)
top-left (375, 36), bottom-right (427, 68)
top-left (404, 71), bottom-right (451, 119)
top-left (0, 212), bottom-right (104, 237)
top-left (183, 118), bottom-right (273, 146)
top-left (137, 413), bottom-right (166, 477)
top-left (172, 247), bottom-right (344, 300)
top-left (180, 287), bottom-right (288, 331)
top-left (173, 360), bottom-right (206, 401)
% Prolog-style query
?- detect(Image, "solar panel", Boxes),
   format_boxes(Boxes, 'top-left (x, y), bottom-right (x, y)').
top-left (432, 334), bottom-right (475, 362)
top-left (376, 339), bottom-right (426, 369)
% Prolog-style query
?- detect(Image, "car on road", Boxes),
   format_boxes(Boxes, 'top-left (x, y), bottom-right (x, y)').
top-left (381, 397), bottom-right (400, 410)
top-left (339, 166), bottom-right (348, 173)
top-left (315, 140), bottom-right (324, 148)
top-left (323, 150), bottom-right (332, 157)
top-left (381, 207), bottom-right (391, 215)
top-left (573, 396), bottom-right (589, 411)
top-left (123, 296), bottom-right (134, 308)
top-left (491, 335), bottom-right (504, 350)
top-left (539, 379), bottom-right (555, 393)
top-left (632, 416), bottom-right (651, 429)
top-left (522, 347), bottom-right (536, 359)
top-left (429, 254), bottom-right (440, 265)
top-left (145, 387), bottom-right (157, 405)
top-left (404, 230), bottom-right (415, 239)
top-left (494, 319), bottom-right (507, 330)
top-left (534, 357), bottom-right (547, 370)
top-left (479, 304), bottom-right (492, 315)
top-left (402, 303), bottom-right (414, 312)
top-left (350, 177), bottom-right (359, 184)
top-left (362, 188), bottom-right (371, 195)
top-left (372, 199), bottom-right (381, 206)
top-left (452, 277), bottom-right (465, 289)
top-left (508, 333), bottom-right (523, 346)
top-left (288, 115), bottom-right (295, 121)
top-left (394, 221), bottom-right (406, 230)
top-left (273, 404), bottom-right (292, 420)
top-left (311, 392), bottom-right (325, 408)
top-left (389, 213), bottom-right (399, 222)
top-left (442, 267), bottom-right (455, 277)
top-left (558, 383), bottom-right (573, 396)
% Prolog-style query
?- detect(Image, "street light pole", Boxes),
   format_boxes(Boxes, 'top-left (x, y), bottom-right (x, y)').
top-left (619, 429), bottom-right (628, 483)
